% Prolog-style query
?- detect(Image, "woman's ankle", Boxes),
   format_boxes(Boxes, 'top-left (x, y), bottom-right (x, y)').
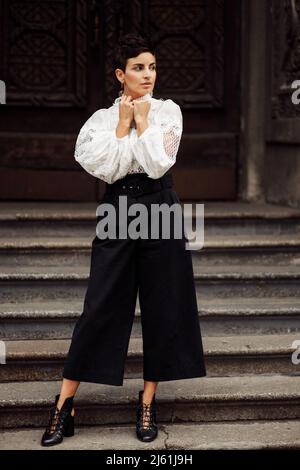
top-left (56, 395), bottom-right (74, 411)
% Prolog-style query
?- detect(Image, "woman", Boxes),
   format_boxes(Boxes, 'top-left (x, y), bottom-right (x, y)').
top-left (41, 33), bottom-right (206, 447)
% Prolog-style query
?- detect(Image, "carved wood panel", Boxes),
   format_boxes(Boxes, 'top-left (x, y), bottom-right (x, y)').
top-left (1, 0), bottom-right (88, 107)
top-left (104, 0), bottom-right (225, 110)
top-left (268, 0), bottom-right (300, 141)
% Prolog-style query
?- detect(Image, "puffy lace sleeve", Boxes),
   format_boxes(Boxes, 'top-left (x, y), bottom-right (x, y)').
top-left (74, 108), bottom-right (133, 184)
top-left (131, 99), bottom-right (183, 179)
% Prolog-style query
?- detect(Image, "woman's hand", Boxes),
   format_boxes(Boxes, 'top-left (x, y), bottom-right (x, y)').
top-left (133, 99), bottom-right (151, 124)
top-left (118, 94), bottom-right (134, 126)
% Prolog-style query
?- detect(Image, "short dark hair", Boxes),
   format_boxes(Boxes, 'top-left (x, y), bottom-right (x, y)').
top-left (114, 33), bottom-right (155, 72)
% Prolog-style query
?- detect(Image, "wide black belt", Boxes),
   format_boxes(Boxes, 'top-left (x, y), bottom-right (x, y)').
top-left (104, 172), bottom-right (173, 197)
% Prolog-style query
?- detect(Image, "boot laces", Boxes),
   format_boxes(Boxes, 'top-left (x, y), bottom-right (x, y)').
top-left (46, 407), bottom-right (69, 434)
top-left (139, 402), bottom-right (155, 429)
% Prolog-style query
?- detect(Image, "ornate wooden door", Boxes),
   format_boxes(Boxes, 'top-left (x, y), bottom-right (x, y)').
top-left (0, 0), bottom-right (241, 201)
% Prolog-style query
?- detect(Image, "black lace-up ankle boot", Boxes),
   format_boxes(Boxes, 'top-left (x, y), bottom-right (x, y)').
top-left (41, 394), bottom-right (75, 447)
top-left (136, 390), bottom-right (158, 442)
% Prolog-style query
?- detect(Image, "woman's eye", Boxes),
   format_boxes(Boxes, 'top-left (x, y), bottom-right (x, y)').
top-left (135, 66), bottom-right (156, 70)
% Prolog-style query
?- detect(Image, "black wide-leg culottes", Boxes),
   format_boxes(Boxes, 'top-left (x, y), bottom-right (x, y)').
top-left (63, 172), bottom-right (206, 386)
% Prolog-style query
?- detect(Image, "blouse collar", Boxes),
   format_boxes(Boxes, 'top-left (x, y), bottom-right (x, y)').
top-left (113, 92), bottom-right (152, 106)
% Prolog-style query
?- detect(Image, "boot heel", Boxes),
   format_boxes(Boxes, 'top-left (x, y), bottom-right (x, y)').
top-left (64, 415), bottom-right (74, 437)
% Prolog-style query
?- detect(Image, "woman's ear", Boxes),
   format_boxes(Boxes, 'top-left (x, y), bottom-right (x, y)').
top-left (115, 69), bottom-right (124, 84)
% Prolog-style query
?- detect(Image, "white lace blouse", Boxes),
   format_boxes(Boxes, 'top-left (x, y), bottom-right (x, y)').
top-left (74, 92), bottom-right (183, 184)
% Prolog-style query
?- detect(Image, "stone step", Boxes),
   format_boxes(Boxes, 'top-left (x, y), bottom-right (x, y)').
top-left (1, 376), bottom-right (300, 428)
top-left (1, 235), bottom-right (300, 267)
top-left (1, 334), bottom-right (299, 382)
top-left (1, 201), bottom-right (300, 237)
top-left (0, 420), bottom-right (299, 450)
top-left (1, 297), bottom-right (300, 339)
top-left (1, 264), bottom-right (300, 302)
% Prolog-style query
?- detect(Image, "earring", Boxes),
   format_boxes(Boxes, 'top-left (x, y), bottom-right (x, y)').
top-left (118, 81), bottom-right (124, 97)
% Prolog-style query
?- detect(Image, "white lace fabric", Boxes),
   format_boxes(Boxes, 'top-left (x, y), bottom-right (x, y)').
top-left (74, 92), bottom-right (183, 184)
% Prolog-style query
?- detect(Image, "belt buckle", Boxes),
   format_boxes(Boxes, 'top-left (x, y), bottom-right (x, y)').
top-left (121, 181), bottom-right (144, 197)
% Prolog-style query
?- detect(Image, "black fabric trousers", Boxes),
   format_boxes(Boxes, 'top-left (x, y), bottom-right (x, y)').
top-left (63, 172), bottom-right (206, 385)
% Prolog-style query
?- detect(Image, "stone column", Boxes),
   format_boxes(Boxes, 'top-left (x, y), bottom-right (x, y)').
top-left (239, 0), bottom-right (267, 202)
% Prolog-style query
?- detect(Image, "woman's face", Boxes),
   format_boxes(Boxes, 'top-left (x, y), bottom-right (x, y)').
top-left (116, 52), bottom-right (156, 99)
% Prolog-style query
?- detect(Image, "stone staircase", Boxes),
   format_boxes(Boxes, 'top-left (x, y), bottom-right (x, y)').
top-left (0, 201), bottom-right (300, 450)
